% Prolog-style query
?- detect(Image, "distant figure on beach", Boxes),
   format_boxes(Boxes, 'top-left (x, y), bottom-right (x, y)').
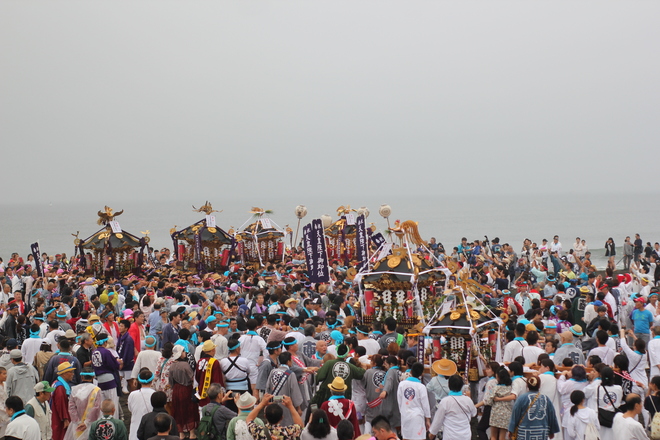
top-left (623, 236), bottom-right (634, 270)
top-left (605, 238), bottom-right (616, 271)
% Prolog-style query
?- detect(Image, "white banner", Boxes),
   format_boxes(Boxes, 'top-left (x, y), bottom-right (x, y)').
top-left (260, 218), bottom-right (272, 229)
top-left (376, 242), bottom-right (393, 261)
top-left (345, 213), bottom-right (356, 225)
top-left (109, 221), bottom-right (122, 233)
top-left (206, 215), bottom-right (216, 228)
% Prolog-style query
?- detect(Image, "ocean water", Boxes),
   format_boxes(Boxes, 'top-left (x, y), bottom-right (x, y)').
top-left (1, 194), bottom-right (659, 270)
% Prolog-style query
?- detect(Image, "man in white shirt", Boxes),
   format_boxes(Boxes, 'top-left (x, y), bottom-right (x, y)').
top-left (550, 236), bottom-right (563, 256)
top-left (356, 325), bottom-right (381, 356)
top-left (588, 330), bottom-right (616, 366)
top-left (503, 324), bottom-right (528, 363)
top-left (4, 396), bottom-right (41, 440)
top-left (429, 374), bottom-right (476, 440)
top-left (521, 330), bottom-right (545, 365)
top-left (612, 394), bottom-right (647, 440)
top-left (647, 326), bottom-right (660, 378)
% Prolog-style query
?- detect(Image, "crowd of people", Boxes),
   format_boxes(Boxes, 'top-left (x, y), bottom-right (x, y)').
top-left (0, 232), bottom-right (659, 440)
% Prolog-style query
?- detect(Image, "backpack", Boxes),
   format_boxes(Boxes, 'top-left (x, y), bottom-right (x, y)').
top-left (234, 419), bottom-right (254, 440)
top-left (649, 398), bottom-right (660, 440)
top-left (196, 405), bottom-right (221, 440)
top-left (585, 423), bottom-right (600, 440)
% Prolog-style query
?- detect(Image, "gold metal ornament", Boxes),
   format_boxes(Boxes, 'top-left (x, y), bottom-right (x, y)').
top-left (207, 227), bottom-right (217, 234)
top-left (144, 236), bottom-right (150, 243)
top-left (470, 311), bottom-right (480, 320)
top-left (115, 233), bottom-right (124, 239)
top-left (450, 312), bottom-right (461, 321)
top-left (74, 239), bottom-right (81, 246)
top-left (387, 256), bottom-right (401, 268)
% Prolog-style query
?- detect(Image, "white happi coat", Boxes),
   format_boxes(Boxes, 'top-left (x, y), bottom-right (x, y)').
top-left (397, 378), bottom-right (431, 440)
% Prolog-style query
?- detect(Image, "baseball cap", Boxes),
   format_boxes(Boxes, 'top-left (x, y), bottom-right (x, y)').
top-left (9, 349), bottom-right (22, 359)
top-left (34, 381), bottom-right (55, 393)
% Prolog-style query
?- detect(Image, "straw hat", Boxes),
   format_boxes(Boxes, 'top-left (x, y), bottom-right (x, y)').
top-left (328, 377), bottom-right (347, 392)
top-left (202, 340), bottom-right (216, 352)
top-left (284, 298), bottom-right (298, 307)
top-left (57, 362), bottom-right (76, 375)
top-left (432, 359), bottom-right (457, 377)
top-left (569, 325), bottom-right (583, 337)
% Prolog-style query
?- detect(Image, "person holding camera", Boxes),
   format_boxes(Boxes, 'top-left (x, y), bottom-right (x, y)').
top-left (265, 351), bottom-right (303, 427)
top-left (199, 383), bottom-right (237, 439)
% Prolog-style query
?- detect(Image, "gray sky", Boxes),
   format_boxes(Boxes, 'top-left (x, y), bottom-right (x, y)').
top-left (2, 0), bottom-right (659, 203)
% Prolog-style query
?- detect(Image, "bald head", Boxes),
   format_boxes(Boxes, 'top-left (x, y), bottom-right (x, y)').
top-left (101, 399), bottom-right (115, 415)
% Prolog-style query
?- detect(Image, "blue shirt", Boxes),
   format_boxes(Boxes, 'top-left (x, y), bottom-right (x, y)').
top-left (632, 308), bottom-right (654, 334)
top-left (148, 310), bottom-right (161, 336)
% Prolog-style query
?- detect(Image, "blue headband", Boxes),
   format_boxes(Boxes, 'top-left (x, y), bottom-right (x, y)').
top-left (138, 373), bottom-right (154, 384)
top-left (96, 338), bottom-right (108, 345)
top-left (145, 338), bottom-right (156, 347)
top-left (356, 328), bottom-right (369, 335)
top-left (206, 316), bottom-right (217, 323)
top-left (268, 343), bottom-right (282, 350)
top-left (217, 323), bottom-right (229, 328)
top-left (34, 316), bottom-right (45, 321)
top-left (80, 372), bottom-right (96, 376)
top-left (30, 330), bottom-right (41, 337)
top-left (228, 341), bottom-right (241, 351)
top-left (282, 339), bottom-right (296, 346)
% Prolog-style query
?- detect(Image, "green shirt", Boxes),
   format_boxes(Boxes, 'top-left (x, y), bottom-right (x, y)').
top-left (89, 416), bottom-right (128, 440)
top-left (226, 412), bottom-right (265, 440)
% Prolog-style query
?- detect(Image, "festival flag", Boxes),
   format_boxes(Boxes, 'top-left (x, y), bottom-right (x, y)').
top-left (371, 232), bottom-right (386, 248)
top-left (355, 214), bottom-right (369, 271)
top-left (311, 219), bottom-right (330, 283)
top-left (30, 242), bottom-right (43, 277)
top-left (302, 223), bottom-right (315, 277)
top-left (417, 335), bottom-right (425, 364)
top-left (194, 230), bottom-right (203, 271)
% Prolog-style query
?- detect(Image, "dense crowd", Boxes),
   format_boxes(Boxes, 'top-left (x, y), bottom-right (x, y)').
top-left (0, 232), bottom-right (659, 440)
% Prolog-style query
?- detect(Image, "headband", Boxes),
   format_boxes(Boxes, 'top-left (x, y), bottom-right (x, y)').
top-left (217, 323), bottom-right (229, 328)
top-left (228, 341), bottom-right (241, 351)
top-left (282, 339), bottom-right (297, 346)
top-left (56, 312), bottom-right (67, 318)
top-left (95, 338), bottom-right (108, 346)
top-left (80, 372), bottom-right (96, 377)
top-left (145, 338), bottom-right (156, 347)
top-left (268, 343), bottom-right (282, 351)
top-left (356, 328), bottom-right (369, 335)
top-left (138, 373), bottom-right (155, 384)
top-left (29, 330), bottom-right (41, 337)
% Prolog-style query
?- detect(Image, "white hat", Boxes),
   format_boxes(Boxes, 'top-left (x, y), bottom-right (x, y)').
top-left (172, 345), bottom-right (184, 359)
top-left (236, 392), bottom-right (257, 409)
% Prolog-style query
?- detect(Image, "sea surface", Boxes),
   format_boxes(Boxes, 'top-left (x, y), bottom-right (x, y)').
top-left (2, 194), bottom-right (659, 270)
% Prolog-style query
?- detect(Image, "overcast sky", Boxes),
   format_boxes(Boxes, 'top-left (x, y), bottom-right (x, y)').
top-left (1, 1), bottom-right (659, 203)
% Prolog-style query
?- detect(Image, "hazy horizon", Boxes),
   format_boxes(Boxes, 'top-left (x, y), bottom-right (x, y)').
top-left (1, 0), bottom-right (659, 204)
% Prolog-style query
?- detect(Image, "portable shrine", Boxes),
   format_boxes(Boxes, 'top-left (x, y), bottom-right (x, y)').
top-left (74, 206), bottom-right (148, 277)
top-left (170, 202), bottom-right (233, 273)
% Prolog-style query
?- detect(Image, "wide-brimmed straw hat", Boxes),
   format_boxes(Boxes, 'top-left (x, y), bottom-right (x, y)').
top-left (328, 377), bottom-right (347, 392)
top-left (432, 359), bottom-right (457, 376)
